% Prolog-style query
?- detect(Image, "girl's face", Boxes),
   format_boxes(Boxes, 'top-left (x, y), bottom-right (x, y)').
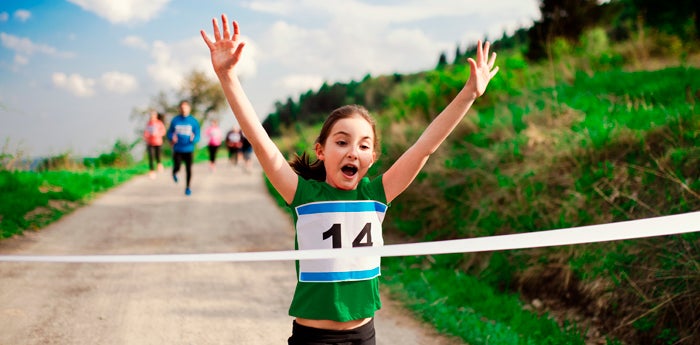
top-left (316, 115), bottom-right (376, 190)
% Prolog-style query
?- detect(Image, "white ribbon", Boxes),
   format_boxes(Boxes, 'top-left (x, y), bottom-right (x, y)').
top-left (1, 211), bottom-right (698, 263)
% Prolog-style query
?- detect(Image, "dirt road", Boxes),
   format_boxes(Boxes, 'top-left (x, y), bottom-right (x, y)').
top-left (0, 161), bottom-right (462, 345)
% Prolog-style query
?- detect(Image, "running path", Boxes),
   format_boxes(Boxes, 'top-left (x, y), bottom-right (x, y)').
top-left (0, 160), bottom-right (463, 345)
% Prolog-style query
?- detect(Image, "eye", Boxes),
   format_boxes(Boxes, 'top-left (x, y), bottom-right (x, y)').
top-left (336, 140), bottom-right (347, 146)
top-left (360, 144), bottom-right (370, 150)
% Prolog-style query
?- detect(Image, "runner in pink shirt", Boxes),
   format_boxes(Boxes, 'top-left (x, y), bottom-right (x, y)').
top-left (143, 110), bottom-right (166, 179)
top-left (205, 119), bottom-right (224, 171)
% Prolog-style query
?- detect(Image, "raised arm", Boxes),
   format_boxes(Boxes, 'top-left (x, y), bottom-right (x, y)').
top-left (201, 14), bottom-right (298, 203)
top-left (382, 40), bottom-right (499, 203)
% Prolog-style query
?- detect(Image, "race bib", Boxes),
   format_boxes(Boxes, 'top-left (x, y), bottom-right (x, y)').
top-left (175, 124), bottom-right (193, 136)
top-left (228, 133), bottom-right (241, 142)
top-left (295, 200), bottom-right (386, 283)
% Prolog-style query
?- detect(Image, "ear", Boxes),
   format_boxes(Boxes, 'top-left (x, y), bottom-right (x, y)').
top-left (315, 143), bottom-right (325, 161)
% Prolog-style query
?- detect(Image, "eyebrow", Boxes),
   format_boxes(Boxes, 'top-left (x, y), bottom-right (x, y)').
top-left (331, 131), bottom-right (372, 141)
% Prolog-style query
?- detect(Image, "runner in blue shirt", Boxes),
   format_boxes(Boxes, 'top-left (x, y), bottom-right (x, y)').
top-left (166, 100), bottom-right (200, 196)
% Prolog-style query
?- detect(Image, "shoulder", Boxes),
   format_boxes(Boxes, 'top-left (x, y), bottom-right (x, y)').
top-left (293, 176), bottom-right (321, 200)
top-left (358, 175), bottom-right (387, 204)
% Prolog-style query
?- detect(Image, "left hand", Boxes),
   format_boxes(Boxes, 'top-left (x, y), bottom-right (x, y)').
top-left (465, 40), bottom-right (499, 98)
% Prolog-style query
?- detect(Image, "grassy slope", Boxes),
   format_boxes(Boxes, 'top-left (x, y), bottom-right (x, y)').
top-left (269, 52), bottom-right (700, 344)
top-left (374, 60), bottom-right (700, 344)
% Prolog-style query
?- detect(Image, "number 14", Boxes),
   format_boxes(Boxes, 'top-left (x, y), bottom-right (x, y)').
top-left (323, 223), bottom-right (374, 249)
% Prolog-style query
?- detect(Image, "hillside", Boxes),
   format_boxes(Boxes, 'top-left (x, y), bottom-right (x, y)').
top-left (264, 21), bottom-right (700, 345)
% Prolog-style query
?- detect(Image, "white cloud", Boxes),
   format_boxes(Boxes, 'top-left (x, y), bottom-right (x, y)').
top-left (257, 19), bottom-right (440, 92)
top-left (122, 35), bottom-right (148, 50)
top-left (146, 36), bottom-right (257, 90)
top-left (246, 0), bottom-right (537, 24)
top-left (0, 32), bottom-right (74, 58)
top-left (147, 40), bottom-right (186, 89)
top-left (0, 12), bottom-right (8, 22)
top-left (245, 1), bottom-right (295, 16)
top-left (100, 71), bottom-right (138, 94)
top-left (67, 0), bottom-right (170, 24)
top-left (248, 0), bottom-right (539, 100)
top-left (279, 74), bottom-right (325, 93)
top-left (52, 72), bottom-right (96, 97)
top-left (14, 54), bottom-right (28, 66)
top-left (50, 71), bottom-right (137, 97)
top-left (14, 9), bottom-right (31, 22)
top-left (262, 21), bottom-right (331, 68)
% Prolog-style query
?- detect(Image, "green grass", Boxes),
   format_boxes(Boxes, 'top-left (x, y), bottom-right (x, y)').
top-left (274, 62), bottom-right (700, 344)
top-left (382, 256), bottom-right (587, 345)
top-left (0, 164), bottom-right (148, 238)
top-left (379, 65), bottom-right (700, 343)
top-left (0, 144), bottom-right (226, 239)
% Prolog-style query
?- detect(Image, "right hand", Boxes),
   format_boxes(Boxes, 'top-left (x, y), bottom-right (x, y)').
top-left (464, 40), bottom-right (499, 99)
top-left (200, 14), bottom-right (246, 77)
top-left (172, 134), bottom-right (178, 144)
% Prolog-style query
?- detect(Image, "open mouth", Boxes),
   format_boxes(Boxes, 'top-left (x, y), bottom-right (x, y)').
top-left (341, 165), bottom-right (358, 176)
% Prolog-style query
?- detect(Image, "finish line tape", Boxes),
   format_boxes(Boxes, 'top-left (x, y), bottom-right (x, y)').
top-left (1, 211), bottom-right (699, 263)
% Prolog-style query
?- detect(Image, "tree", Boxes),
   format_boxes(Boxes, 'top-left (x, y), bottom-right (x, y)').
top-left (630, 0), bottom-right (699, 39)
top-left (527, 0), bottom-right (601, 60)
top-left (178, 70), bottom-right (226, 123)
top-left (453, 43), bottom-right (463, 64)
top-left (436, 52), bottom-right (448, 69)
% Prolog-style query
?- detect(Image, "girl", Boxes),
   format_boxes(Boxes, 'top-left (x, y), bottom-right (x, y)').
top-left (205, 119), bottom-right (224, 172)
top-left (144, 110), bottom-right (166, 179)
top-left (201, 14), bottom-right (498, 345)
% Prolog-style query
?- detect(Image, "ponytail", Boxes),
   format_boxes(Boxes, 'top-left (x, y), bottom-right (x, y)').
top-left (289, 151), bottom-right (325, 182)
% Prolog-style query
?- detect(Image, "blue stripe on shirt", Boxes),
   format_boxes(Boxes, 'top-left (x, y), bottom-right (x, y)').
top-left (296, 201), bottom-right (386, 215)
top-left (300, 266), bottom-right (380, 282)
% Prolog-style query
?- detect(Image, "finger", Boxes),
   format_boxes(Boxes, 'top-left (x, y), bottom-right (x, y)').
top-left (200, 30), bottom-right (214, 49)
top-left (476, 40), bottom-right (483, 64)
top-left (212, 18), bottom-right (221, 41)
top-left (488, 52), bottom-right (497, 69)
top-left (467, 57), bottom-right (477, 74)
top-left (490, 66), bottom-right (500, 79)
top-left (483, 41), bottom-right (491, 64)
top-left (233, 20), bottom-right (240, 42)
top-left (233, 41), bottom-right (246, 62)
top-left (222, 14), bottom-right (231, 40)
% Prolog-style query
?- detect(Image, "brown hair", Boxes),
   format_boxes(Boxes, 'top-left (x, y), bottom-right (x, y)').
top-left (290, 104), bottom-right (379, 181)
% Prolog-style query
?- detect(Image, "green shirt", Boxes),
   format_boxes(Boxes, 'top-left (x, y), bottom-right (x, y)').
top-left (288, 175), bottom-right (388, 321)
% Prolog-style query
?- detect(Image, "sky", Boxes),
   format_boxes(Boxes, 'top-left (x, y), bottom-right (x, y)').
top-left (0, 0), bottom-right (540, 158)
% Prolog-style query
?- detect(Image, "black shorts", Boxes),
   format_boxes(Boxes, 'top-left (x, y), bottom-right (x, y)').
top-left (288, 319), bottom-right (376, 345)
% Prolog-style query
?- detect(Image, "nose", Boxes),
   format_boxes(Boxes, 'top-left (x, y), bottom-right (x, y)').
top-left (347, 146), bottom-right (358, 159)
